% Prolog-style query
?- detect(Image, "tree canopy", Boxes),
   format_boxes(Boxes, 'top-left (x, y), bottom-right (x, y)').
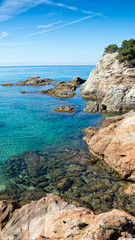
top-left (116, 38), bottom-right (135, 67)
top-left (103, 44), bottom-right (118, 55)
top-left (103, 38), bottom-right (135, 67)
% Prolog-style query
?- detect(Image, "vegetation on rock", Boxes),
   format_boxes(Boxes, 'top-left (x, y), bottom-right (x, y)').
top-left (104, 38), bottom-right (135, 67)
top-left (116, 38), bottom-right (135, 67)
top-left (103, 44), bottom-right (118, 55)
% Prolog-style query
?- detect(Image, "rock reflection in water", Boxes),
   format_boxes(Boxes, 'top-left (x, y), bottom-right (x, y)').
top-left (0, 147), bottom-right (135, 215)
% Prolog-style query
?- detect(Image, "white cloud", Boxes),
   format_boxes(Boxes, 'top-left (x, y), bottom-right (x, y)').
top-left (37, 21), bottom-right (62, 29)
top-left (29, 13), bottom-right (100, 37)
top-left (0, 31), bottom-right (8, 39)
top-left (0, 0), bottom-right (78, 22)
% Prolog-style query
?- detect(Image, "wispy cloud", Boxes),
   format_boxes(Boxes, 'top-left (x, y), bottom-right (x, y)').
top-left (0, 40), bottom-right (55, 46)
top-left (0, 0), bottom-right (78, 22)
top-left (37, 21), bottom-right (62, 29)
top-left (0, 31), bottom-right (8, 39)
top-left (29, 13), bottom-right (101, 37)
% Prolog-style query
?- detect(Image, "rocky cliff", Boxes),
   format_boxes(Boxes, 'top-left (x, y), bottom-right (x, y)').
top-left (84, 111), bottom-right (135, 181)
top-left (81, 52), bottom-right (135, 99)
top-left (1, 194), bottom-right (135, 240)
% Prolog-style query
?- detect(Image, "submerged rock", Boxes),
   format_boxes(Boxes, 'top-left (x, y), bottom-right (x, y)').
top-left (84, 101), bottom-right (99, 113)
top-left (81, 52), bottom-right (135, 99)
top-left (40, 88), bottom-right (76, 98)
top-left (84, 112), bottom-right (135, 181)
top-left (1, 194), bottom-right (135, 240)
top-left (54, 105), bottom-right (75, 113)
top-left (2, 147), bottom-right (135, 215)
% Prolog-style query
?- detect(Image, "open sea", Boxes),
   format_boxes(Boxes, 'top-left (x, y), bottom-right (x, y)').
top-left (0, 65), bottom-right (134, 215)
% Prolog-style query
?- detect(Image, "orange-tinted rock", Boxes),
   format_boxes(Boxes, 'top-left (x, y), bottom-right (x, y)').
top-left (0, 201), bottom-right (16, 230)
top-left (40, 88), bottom-right (76, 98)
top-left (84, 112), bottom-right (135, 181)
top-left (15, 82), bottom-right (25, 86)
top-left (20, 91), bottom-right (26, 94)
top-left (54, 105), bottom-right (75, 113)
top-left (2, 83), bottom-right (13, 86)
top-left (1, 194), bottom-right (135, 240)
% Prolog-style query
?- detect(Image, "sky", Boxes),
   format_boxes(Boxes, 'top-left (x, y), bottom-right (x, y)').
top-left (0, 0), bottom-right (135, 66)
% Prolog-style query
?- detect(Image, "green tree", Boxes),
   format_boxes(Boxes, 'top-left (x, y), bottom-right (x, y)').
top-left (116, 38), bottom-right (135, 67)
top-left (103, 44), bottom-right (118, 55)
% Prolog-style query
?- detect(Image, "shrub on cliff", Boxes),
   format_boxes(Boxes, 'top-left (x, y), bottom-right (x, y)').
top-left (116, 38), bottom-right (135, 67)
top-left (103, 44), bottom-right (118, 55)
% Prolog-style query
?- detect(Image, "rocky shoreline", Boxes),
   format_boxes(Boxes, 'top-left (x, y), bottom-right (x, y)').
top-left (1, 194), bottom-right (135, 240)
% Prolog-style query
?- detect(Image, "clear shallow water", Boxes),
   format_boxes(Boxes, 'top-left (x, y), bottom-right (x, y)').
top-left (0, 65), bottom-right (135, 215)
top-left (0, 65), bottom-right (99, 163)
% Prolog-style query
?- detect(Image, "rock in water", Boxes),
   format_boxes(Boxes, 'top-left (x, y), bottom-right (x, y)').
top-left (84, 101), bottom-right (99, 113)
top-left (54, 105), bottom-right (75, 113)
top-left (1, 194), bottom-right (135, 240)
top-left (56, 82), bottom-right (76, 91)
top-left (71, 76), bottom-right (86, 85)
top-left (40, 88), bottom-right (76, 98)
top-left (84, 112), bottom-right (135, 181)
top-left (2, 83), bottom-right (13, 86)
top-left (81, 52), bottom-right (135, 99)
top-left (15, 76), bottom-right (54, 86)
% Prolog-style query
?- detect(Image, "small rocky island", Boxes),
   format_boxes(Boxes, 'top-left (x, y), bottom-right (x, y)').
top-left (40, 77), bottom-right (85, 98)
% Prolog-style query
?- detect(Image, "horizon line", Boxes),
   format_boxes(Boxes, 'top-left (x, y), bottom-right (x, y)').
top-left (0, 64), bottom-right (96, 67)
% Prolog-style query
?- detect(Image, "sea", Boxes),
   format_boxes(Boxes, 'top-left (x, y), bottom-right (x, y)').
top-left (0, 65), bottom-right (134, 215)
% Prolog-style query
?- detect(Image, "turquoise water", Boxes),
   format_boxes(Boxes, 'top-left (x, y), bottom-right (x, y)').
top-left (0, 65), bottom-right (101, 163)
top-left (0, 66), bottom-right (135, 215)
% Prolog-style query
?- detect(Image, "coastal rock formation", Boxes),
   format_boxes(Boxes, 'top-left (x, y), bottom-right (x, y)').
top-left (81, 52), bottom-right (135, 99)
top-left (54, 105), bottom-right (75, 113)
top-left (84, 101), bottom-right (99, 113)
top-left (15, 76), bottom-right (54, 86)
top-left (40, 88), bottom-right (76, 98)
top-left (84, 112), bottom-right (135, 181)
top-left (1, 194), bottom-right (135, 240)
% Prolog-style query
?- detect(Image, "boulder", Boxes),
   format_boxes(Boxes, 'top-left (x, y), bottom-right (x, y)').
top-left (81, 53), bottom-right (135, 99)
top-left (84, 112), bottom-right (135, 181)
top-left (40, 88), bottom-right (76, 98)
top-left (56, 82), bottom-right (76, 91)
top-left (84, 101), bottom-right (99, 113)
top-left (54, 105), bottom-right (75, 113)
top-left (1, 194), bottom-right (135, 240)
top-left (123, 84), bottom-right (135, 111)
top-left (99, 84), bottom-right (135, 112)
top-left (100, 85), bottom-right (128, 112)
top-left (71, 76), bottom-right (86, 85)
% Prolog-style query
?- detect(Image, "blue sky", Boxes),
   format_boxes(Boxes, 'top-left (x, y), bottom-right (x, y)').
top-left (0, 0), bottom-right (135, 65)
